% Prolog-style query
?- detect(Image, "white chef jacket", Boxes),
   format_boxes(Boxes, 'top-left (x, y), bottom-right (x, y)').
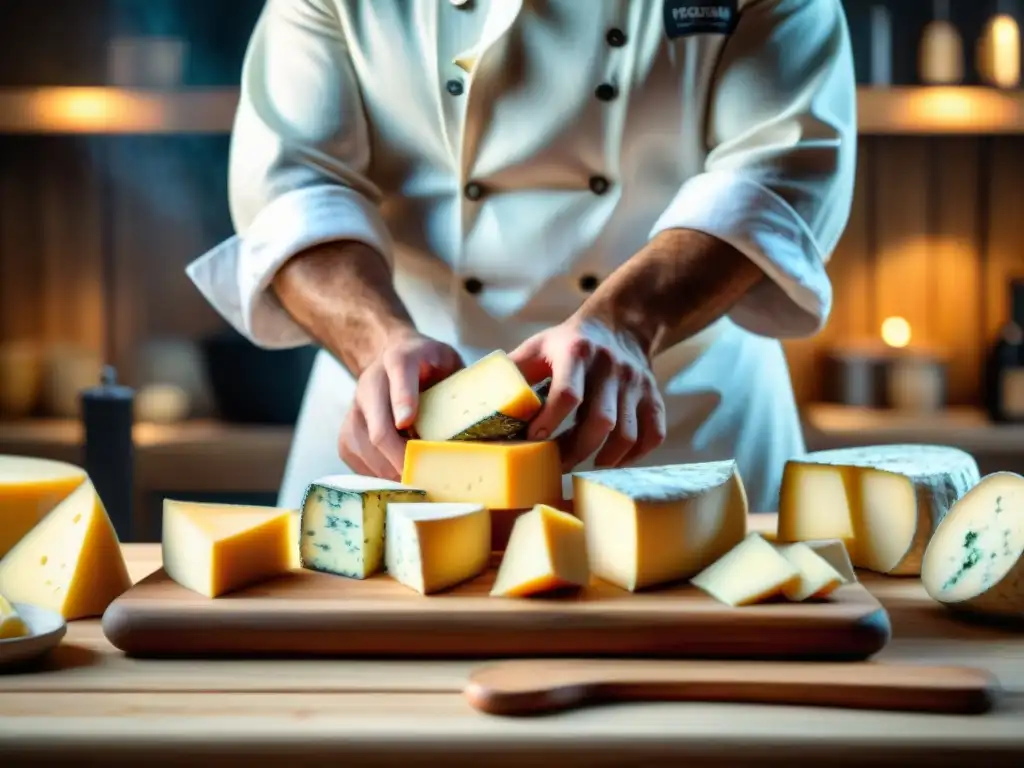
top-left (186, 0), bottom-right (857, 513)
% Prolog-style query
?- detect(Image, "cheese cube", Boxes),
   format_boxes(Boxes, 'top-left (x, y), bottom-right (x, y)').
top-left (691, 533), bottom-right (801, 607)
top-left (402, 440), bottom-right (562, 509)
top-left (299, 475), bottom-right (426, 579)
top-left (0, 478), bottom-right (132, 619)
top-left (0, 455), bottom-right (87, 558)
top-left (385, 502), bottom-right (490, 595)
top-left (163, 500), bottom-right (293, 598)
top-left (491, 504), bottom-right (590, 597)
top-left (776, 542), bottom-right (845, 601)
top-left (778, 445), bottom-right (980, 575)
top-left (572, 461), bottom-right (748, 592)
top-left (803, 539), bottom-right (857, 584)
top-left (0, 594), bottom-right (29, 639)
top-left (414, 350), bottom-right (542, 441)
top-left (922, 471), bottom-right (1024, 618)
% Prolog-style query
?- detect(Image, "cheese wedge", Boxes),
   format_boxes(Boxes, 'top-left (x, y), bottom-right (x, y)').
top-left (491, 508), bottom-right (529, 552)
top-left (162, 500), bottom-right (293, 598)
top-left (413, 350), bottom-right (543, 442)
top-left (288, 510), bottom-right (301, 569)
top-left (402, 440), bottom-right (562, 509)
top-left (778, 444), bottom-right (980, 575)
top-left (922, 471), bottom-right (1024, 618)
top-left (0, 594), bottom-right (29, 639)
top-left (491, 504), bottom-right (590, 597)
top-left (572, 461), bottom-right (748, 592)
top-left (691, 533), bottom-right (801, 607)
top-left (299, 475), bottom-right (426, 579)
top-left (0, 478), bottom-right (132, 619)
top-left (0, 456), bottom-right (87, 558)
top-left (385, 502), bottom-right (490, 595)
top-left (776, 542), bottom-right (845, 601)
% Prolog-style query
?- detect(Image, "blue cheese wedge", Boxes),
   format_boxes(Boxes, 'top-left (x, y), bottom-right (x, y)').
top-left (922, 471), bottom-right (1024, 618)
top-left (299, 475), bottom-right (426, 579)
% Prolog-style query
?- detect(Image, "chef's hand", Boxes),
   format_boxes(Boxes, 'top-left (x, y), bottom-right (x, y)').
top-left (339, 330), bottom-right (463, 480)
top-left (509, 317), bottom-right (666, 471)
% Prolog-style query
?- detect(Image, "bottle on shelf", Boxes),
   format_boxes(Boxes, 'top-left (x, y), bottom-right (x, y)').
top-left (985, 280), bottom-right (1024, 423)
top-left (919, 0), bottom-right (965, 84)
top-left (977, 0), bottom-right (1022, 88)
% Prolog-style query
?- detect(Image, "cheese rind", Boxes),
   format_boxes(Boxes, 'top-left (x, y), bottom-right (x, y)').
top-left (0, 456), bottom-right (87, 558)
top-left (299, 475), bottom-right (426, 579)
top-left (491, 504), bottom-right (590, 597)
top-left (402, 440), bottom-right (562, 509)
top-left (385, 502), bottom-right (491, 595)
top-left (163, 500), bottom-right (293, 598)
top-left (778, 444), bottom-right (980, 575)
top-left (922, 471), bottom-right (1024, 618)
top-left (0, 478), bottom-right (132, 619)
top-left (776, 542), bottom-right (845, 601)
top-left (413, 350), bottom-right (542, 442)
top-left (691, 533), bottom-right (801, 607)
top-left (572, 461), bottom-right (748, 592)
top-left (0, 594), bottom-right (29, 639)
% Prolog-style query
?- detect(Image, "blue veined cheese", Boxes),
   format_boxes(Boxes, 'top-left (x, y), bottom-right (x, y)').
top-left (299, 475), bottom-right (426, 579)
top-left (385, 502), bottom-right (491, 595)
top-left (572, 461), bottom-right (749, 592)
top-left (922, 471), bottom-right (1024, 618)
top-left (778, 444), bottom-right (981, 576)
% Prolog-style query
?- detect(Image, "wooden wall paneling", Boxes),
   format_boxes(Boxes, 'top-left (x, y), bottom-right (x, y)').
top-left (930, 138), bottom-right (983, 405)
top-left (983, 137), bottom-right (1024, 341)
top-left (0, 141), bottom-right (43, 343)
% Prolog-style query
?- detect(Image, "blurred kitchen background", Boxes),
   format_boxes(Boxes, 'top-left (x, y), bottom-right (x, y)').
top-left (1, 0), bottom-right (1023, 540)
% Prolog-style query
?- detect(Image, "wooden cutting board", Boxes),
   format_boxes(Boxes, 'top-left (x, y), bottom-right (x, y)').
top-left (102, 556), bottom-right (891, 660)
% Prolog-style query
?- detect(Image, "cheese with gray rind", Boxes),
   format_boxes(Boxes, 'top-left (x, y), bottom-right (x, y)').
top-left (922, 471), bottom-right (1024, 619)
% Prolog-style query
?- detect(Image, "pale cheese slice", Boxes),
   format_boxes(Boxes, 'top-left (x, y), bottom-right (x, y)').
top-left (0, 455), bottom-right (87, 558)
top-left (776, 542), bottom-right (845, 601)
top-left (491, 504), bottom-right (590, 597)
top-left (691, 533), bottom-right (801, 607)
top-left (0, 594), bottom-right (28, 639)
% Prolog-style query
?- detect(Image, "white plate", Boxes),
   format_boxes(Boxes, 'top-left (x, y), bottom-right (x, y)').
top-left (0, 603), bottom-right (67, 670)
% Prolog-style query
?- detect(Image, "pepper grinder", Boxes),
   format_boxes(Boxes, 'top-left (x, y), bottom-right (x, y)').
top-left (81, 365), bottom-right (135, 542)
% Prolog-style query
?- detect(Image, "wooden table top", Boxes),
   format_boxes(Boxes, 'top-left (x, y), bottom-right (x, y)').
top-left (3, 517), bottom-right (1024, 767)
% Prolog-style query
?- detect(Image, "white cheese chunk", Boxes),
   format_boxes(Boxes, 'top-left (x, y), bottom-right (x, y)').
top-left (691, 533), bottom-right (801, 607)
top-left (776, 542), bottom-right (845, 601)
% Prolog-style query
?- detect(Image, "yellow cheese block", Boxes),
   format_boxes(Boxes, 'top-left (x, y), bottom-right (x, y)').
top-left (162, 500), bottom-right (293, 598)
top-left (402, 440), bottom-right (562, 509)
top-left (413, 350), bottom-right (542, 442)
top-left (0, 455), bottom-right (88, 558)
top-left (691, 533), bottom-right (801, 607)
top-left (776, 542), bottom-right (845, 601)
top-left (491, 504), bottom-right (590, 597)
top-left (572, 461), bottom-right (748, 592)
top-left (385, 502), bottom-right (491, 595)
top-left (288, 510), bottom-right (301, 569)
top-left (0, 593), bottom-right (29, 639)
top-left (0, 478), bottom-right (132, 619)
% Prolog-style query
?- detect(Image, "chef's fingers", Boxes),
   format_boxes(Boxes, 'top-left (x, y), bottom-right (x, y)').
top-left (557, 365), bottom-right (618, 471)
top-left (359, 368), bottom-right (409, 476)
top-left (507, 335), bottom-right (552, 385)
top-left (593, 372), bottom-right (641, 468)
top-left (527, 345), bottom-right (586, 441)
top-left (383, 349), bottom-right (424, 430)
top-left (620, 385), bottom-right (667, 466)
top-left (339, 408), bottom-right (392, 479)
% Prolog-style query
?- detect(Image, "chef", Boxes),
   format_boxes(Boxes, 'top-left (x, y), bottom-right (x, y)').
top-left (186, 0), bottom-right (856, 513)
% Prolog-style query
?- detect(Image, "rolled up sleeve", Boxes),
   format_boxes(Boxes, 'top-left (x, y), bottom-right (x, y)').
top-left (185, 0), bottom-right (391, 348)
top-left (649, 0), bottom-right (857, 339)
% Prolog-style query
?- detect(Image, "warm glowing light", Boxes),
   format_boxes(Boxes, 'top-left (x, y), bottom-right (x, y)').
top-left (881, 316), bottom-right (912, 349)
top-left (979, 14), bottom-right (1022, 89)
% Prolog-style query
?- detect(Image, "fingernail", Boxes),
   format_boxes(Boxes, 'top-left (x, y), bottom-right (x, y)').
top-left (394, 405), bottom-right (413, 426)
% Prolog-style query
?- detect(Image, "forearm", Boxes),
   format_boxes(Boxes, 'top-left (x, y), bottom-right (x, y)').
top-left (576, 229), bottom-right (764, 357)
top-left (271, 242), bottom-right (415, 375)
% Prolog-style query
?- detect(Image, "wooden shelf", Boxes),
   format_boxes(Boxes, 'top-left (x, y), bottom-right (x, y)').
top-left (1, 86), bottom-right (1023, 135)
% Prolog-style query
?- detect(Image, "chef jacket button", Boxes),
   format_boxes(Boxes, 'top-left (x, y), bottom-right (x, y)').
top-left (463, 277), bottom-right (484, 295)
top-left (578, 274), bottom-right (601, 293)
top-left (446, 79), bottom-right (464, 96)
top-left (595, 82), bottom-right (618, 102)
top-left (464, 181), bottom-right (485, 201)
top-left (589, 175), bottom-right (610, 195)
top-left (606, 28), bottom-right (627, 47)
top-left (450, 0), bottom-right (473, 8)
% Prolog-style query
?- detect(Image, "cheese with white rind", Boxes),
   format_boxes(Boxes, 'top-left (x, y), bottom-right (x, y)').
top-left (922, 471), bottom-right (1024, 618)
top-left (776, 542), bottom-right (845, 601)
top-left (299, 474), bottom-right (426, 579)
top-left (778, 444), bottom-right (980, 576)
top-left (385, 502), bottom-right (491, 595)
top-left (573, 461), bottom-right (748, 592)
top-left (691, 533), bottom-right (801, 607)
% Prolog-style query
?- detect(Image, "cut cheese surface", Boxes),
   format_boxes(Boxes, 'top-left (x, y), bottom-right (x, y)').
top-left (778, 444), bottom-right (980, 575)
top-left (402, 440), bottom-right (562, 509)
top-left (0, 455), bottom-right (87, 558)
top-left (491, 504), bottom-right (590, 597)
top-left (776, 542), bottom-right (845, 601)
top-left (691, 533), bottom-right (801, 607)
top-left (299, 475), bottom-right (426, 579)
top-left (0, 594), bottom-right (29, 639)
top-left (0, 478), bottom-right (132, 619)
top-left (385, 502), bottom-right (490, 595)
top-left (288, 510), bottom-right (301, 569)
top-left (572, 461), bottom-right (748, 592)
top-left (413, 350), bottom-right (542, 442)
top-left (803, 539), bottom-right (857, 584)
top-left (162, 500), bottom-right (293, 598)
top-left (922, 471), bottom-right (1024, 618)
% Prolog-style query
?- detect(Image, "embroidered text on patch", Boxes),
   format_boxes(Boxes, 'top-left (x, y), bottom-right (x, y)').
top-left (663, 0), bottom-right (739, 39)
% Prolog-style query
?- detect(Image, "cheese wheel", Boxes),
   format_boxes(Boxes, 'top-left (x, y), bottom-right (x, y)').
top-left (0, 455), bottom-right (87, 558)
